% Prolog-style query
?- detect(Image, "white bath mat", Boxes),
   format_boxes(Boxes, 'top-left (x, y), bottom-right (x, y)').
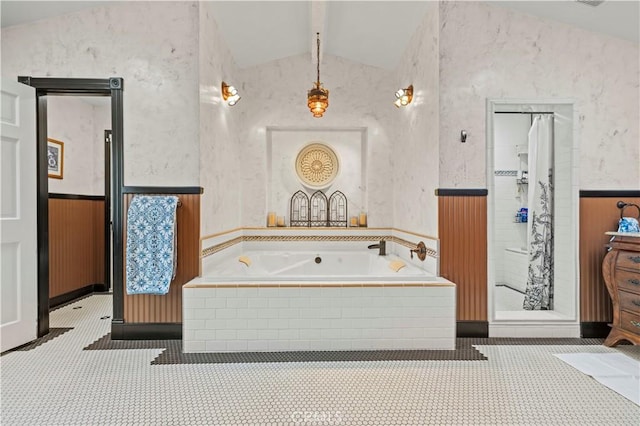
top-left (554, 353), bottom-right (640, 406)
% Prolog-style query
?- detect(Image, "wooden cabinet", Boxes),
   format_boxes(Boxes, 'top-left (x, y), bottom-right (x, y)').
top-left (602, 233), bottom-right (640, 346)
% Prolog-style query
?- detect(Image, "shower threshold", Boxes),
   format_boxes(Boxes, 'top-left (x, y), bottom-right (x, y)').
top-left (494, 310), bottom-right (574, 321)
top-left (490, 310), bottom-right (580, 337)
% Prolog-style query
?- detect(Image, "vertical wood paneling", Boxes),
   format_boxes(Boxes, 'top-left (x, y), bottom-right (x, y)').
top-left (93, 200), bottom-right (106, 282)
top-left (48, 198), bottom-right (105, 298)
top-left (123, 194), bottom-right (200, 323)
top-left (438, 195), bottom-right (488, 321)
top-left (579, 196), bottom-right (640, 322)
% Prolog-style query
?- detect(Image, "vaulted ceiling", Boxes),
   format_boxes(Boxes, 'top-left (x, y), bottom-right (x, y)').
top-left (2, 1), bottom-right (638, 71)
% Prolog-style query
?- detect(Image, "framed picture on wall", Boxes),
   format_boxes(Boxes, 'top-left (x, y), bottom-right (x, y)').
top-left (47, 138), bottom-right (64, 179)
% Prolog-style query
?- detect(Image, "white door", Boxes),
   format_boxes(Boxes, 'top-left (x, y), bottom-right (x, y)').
top-left (0, 78), bottom-right (37, 352)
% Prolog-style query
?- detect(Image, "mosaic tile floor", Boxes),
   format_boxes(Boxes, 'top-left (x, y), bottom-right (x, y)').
top-left (2, 294), bottom-right (640, 425)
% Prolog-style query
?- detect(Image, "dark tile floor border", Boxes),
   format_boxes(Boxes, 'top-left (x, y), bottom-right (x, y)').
top-left (85, 334), bottom-right (487, 363)
top-left (152, 345), bottom-right (488, 364)
top-left (1, 328), bottom-right (73, 356)
top-left (84, 335), bottom-right (617, 365)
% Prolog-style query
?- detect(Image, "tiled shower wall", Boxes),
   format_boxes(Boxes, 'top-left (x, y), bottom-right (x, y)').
top-left (492, 114), bottom-right (530, 285)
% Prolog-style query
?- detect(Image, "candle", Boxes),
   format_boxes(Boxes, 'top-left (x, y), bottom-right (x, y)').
top-left (359, 212), bottom-right (367, 227)
top-left (350, 216), bottom-right (358, 227)
top-left (277, 216), bottom-right (285, 227)
top-left (267, 212), bottom-right (276, 227)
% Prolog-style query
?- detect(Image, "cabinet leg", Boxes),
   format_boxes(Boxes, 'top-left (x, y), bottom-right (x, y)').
top-left (604, 327), bottom-right (640, 347)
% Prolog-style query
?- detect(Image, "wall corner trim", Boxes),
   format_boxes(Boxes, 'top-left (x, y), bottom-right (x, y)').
top-left (48, 193), bottom-right (106, 201)
top-left (436, 188), bottom-right (488, 196)
top-left (579, 190), bottom-right (640, 198)
top-left (123, 186), bottom-right (204, 195)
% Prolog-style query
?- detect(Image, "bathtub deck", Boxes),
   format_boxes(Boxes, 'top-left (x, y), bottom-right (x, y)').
top-left (183, 280), bottom-right (456, 352)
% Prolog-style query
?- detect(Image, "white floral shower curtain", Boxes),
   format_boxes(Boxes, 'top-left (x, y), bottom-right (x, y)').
top-left (523, 114), bottom-right (554, 310)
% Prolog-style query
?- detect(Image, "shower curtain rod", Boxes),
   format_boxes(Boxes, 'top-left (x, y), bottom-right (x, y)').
top-left (494, 111), bottom-right (554, 114)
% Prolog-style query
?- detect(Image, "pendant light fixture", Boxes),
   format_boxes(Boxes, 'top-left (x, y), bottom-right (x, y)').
top-left (307, 32), bottom-right (329, 118)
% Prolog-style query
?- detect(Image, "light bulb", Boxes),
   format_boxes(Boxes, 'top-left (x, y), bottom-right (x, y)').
top-left (228, 95), bottom-right (240, 106)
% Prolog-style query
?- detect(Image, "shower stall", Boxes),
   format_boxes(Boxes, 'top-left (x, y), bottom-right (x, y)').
top-left (487, 100), bottom-right (579, 337)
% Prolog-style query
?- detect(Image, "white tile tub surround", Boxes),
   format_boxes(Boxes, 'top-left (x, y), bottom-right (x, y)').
top-left (503, 248), bottom-right (528, 294)
top-left (200, 227), bottom-right (440, 276)
top-left (191, 229), bottom-right (449, 352)
top-left (201, 251), bottom-right (433, 280)
top-left (183, 282), bottom-right (455, 353)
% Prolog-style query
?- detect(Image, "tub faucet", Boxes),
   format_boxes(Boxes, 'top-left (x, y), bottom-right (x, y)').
top-left (367, 240), bottom-right (386, 256)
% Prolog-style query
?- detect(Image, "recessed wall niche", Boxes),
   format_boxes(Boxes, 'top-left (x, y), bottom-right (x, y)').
top-left (266, 128), bottom-right (367, 223)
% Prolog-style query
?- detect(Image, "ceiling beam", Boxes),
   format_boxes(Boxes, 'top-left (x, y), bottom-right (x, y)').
top-left (310, 0), bottom-right (327, 63)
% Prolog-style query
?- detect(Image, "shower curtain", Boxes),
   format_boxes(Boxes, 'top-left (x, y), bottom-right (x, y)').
top-left (523, 114), bottom-right (554, 310)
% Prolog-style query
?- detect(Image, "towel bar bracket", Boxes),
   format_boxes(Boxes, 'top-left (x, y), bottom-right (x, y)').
top-left (617, 201), bottom-right (640, 219)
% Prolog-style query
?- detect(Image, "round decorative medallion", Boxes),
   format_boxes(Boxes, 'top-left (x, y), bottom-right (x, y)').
top-left (295, 143), bottom-right (339, 189)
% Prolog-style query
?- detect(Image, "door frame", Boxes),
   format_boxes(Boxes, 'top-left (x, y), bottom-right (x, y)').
top-left (104, 130), bottom-right (112, 292)
top-left (485, 98), bottom-right (579, 337)
top-left (17, 77), bottom-right (124, 337)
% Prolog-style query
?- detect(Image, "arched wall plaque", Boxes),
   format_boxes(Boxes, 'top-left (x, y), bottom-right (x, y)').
top-left (295, 142), bottom-right (339, 189)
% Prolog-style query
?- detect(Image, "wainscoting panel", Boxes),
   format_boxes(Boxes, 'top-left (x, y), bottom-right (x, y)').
top-left (48, 197), bottom-right (105, 298)
top-left (579, 195), bottom-right (640, 323)
top-left (438, 194), bottom-right (488, 321)
top-left (123, 193), bottom-right (200, 323)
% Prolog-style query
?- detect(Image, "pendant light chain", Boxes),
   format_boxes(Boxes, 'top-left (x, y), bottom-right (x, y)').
top-left (316, 32), bottom-right (321, 85)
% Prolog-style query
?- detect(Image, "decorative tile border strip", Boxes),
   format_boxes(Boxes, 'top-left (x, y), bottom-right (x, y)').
top-left (494, 170), bottom-right (518, 176)
top-left (201, 236), bottom-right (243, 258)
top-left (390, 236), bottom-right (438, 258)
top-left (243, 235), bottom-right (388, 242)
top-left (201, 234), bottom-right (438, 260)
top-left (393, 228), bottom-right (438, 242)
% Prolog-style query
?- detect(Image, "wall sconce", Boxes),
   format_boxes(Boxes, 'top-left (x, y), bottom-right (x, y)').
top-left (221, 81), bottom-right (241, 106)
top-left (394, 85), bottom-right (413, 108)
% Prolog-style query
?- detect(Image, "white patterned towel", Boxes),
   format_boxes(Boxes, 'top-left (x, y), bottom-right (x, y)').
top-left (126, 195), bottom-right (179, 295)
